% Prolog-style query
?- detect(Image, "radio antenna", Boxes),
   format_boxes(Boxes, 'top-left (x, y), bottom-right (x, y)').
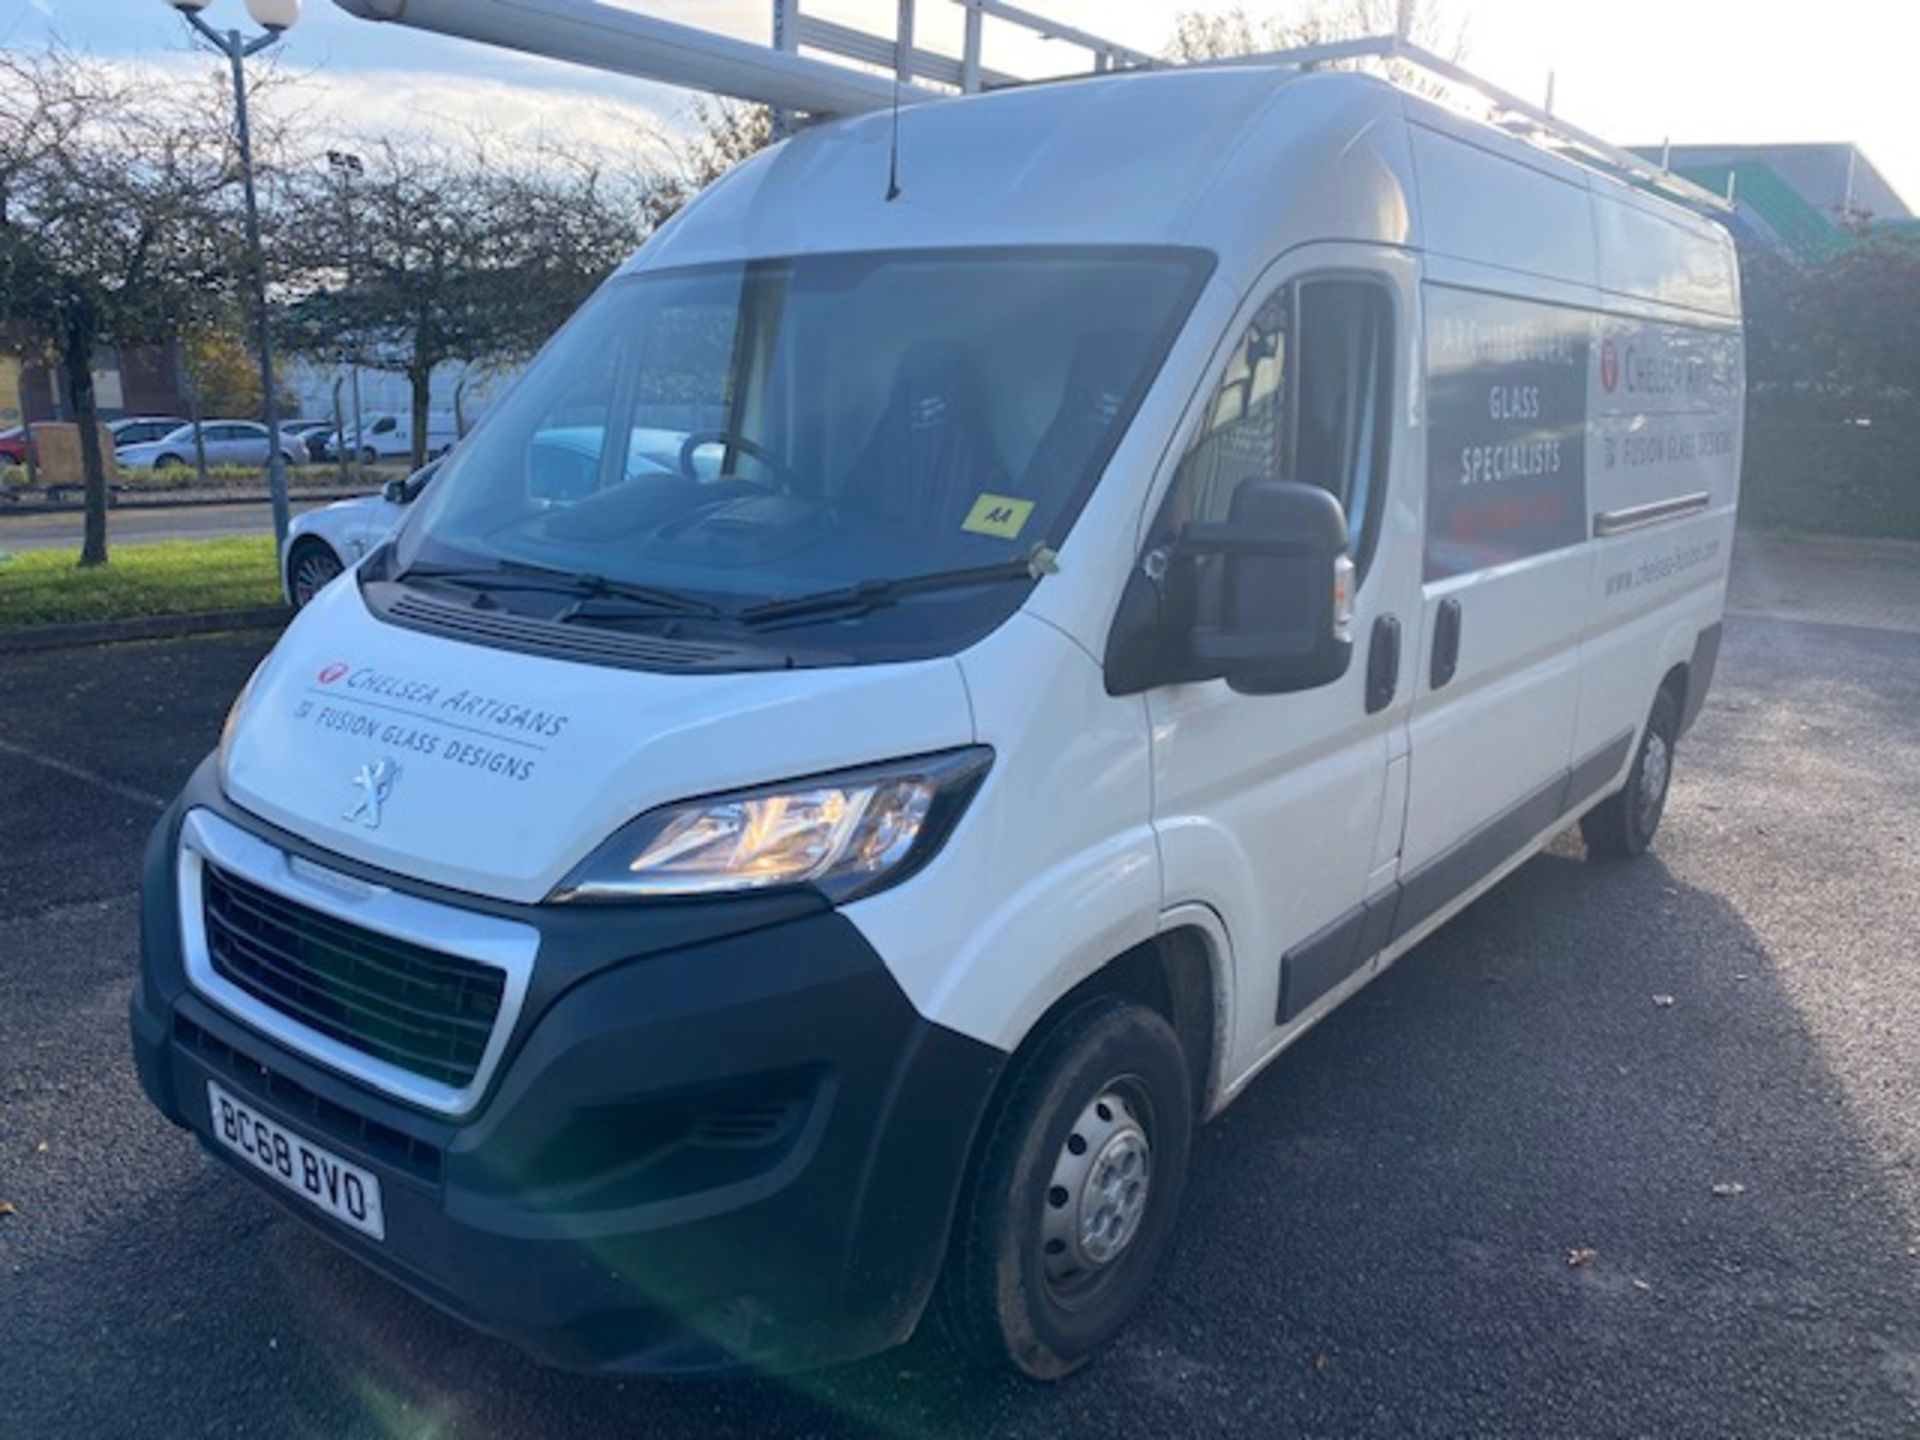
top-left (885, 75), bottom-right (903, 201)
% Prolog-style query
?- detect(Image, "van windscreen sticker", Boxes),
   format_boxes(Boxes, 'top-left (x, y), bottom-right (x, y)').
top-left (1423, 287), bottom-right (1591, 581)
top-left (962, 492), bottom-right (1035, 539)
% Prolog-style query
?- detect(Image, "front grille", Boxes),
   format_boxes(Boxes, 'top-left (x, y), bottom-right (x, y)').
top-left (202, 863), bottom-right (506, 1089)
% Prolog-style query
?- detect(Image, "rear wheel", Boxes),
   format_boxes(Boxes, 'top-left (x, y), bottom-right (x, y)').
top-left (1582, 685), bottom-right (1680, 859)
top-left (287, 538), bottom-right (345, 609)
top-left (936, 996), bottom-right (1192, 1379)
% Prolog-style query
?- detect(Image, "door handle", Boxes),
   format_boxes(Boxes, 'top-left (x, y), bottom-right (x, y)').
top-left (1366, 614), bottom-right (1400, 714)
top-left (1430, 597), bottom-right (1462, 690)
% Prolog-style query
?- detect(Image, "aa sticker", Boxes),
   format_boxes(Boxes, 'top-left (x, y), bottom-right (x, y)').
top-left (962, 493), bottom-right (1035, 539)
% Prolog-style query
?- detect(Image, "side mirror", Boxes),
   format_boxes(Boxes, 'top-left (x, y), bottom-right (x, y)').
top-left (381, 478), bottom-right (408, 505)
top-left (1105, 480), bottom-right (1355, 696)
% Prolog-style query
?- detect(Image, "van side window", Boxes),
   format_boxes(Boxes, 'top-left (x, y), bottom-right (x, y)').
top-left (1295, 281), bottom-right (1392, 575)
top-left (1163, 277), bottom-right (1393, 579)
top-left (1174, 288), bottom-right (1290, 527)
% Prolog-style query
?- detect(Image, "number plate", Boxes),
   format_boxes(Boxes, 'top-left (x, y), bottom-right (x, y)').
top-left (206, 1081), bottom-right (386, 1241)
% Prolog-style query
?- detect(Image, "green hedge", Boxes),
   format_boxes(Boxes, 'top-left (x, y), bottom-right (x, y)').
top-left (1742, 395), bottom-right (1920, 539)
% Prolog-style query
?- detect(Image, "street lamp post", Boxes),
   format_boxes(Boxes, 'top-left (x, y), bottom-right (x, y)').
top-left (326, 149), bottom-right (366, 473)
top-left (169, 0), bottom-right (301, 551)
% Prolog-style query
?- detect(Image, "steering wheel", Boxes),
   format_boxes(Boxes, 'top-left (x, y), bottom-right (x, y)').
top-left (677, 430), bottom-right (789, 491)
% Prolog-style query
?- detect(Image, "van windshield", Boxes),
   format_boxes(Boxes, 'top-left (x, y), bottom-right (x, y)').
top-left (389, 247), bottom-right (1208, 655)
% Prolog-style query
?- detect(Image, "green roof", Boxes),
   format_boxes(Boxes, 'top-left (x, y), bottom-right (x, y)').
top-left (1675, 163), bottom-right (1848, 260)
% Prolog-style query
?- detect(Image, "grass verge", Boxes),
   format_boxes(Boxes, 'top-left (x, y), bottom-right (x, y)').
top-left (0, 536), bottom-right (282, 628)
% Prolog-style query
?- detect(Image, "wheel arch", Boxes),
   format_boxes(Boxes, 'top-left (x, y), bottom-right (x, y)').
top-left (993, 909), bottom-right (1233, 1123)
top-left (1659, 659), bottom-right (1690, 711)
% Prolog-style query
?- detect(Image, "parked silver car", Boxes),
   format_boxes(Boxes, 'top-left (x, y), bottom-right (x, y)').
top-left (116, 421), bottom-right (302, 471)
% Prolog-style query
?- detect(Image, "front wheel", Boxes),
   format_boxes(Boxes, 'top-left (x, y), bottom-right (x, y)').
top-left (287, 538), bottom-right (345, 609)
top-left (1582, 686), bottom-right (1680, 859)
top-left (935, 997), bottom-right (1193, 1379)
top-left (154, 453), bottom-right (186, 470)
top-left (360, 446), bottom-right (379, 467)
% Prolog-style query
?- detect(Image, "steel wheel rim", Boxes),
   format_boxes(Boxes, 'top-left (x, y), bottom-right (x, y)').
top-left (1040, 1082), bottom-right (1154, 1301)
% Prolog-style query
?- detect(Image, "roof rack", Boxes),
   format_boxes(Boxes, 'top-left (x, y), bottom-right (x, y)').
top-left (331, 0), bottom-right (1727, 215)
top-left (1199, 31), bottom-right (1731, 215)
top-left (776, 0), bottom-right (1156, 95)
top-left (330, 0), bottom-right (1149, 117)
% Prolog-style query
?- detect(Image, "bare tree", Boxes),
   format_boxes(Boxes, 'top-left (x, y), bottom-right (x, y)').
top-left (642, 99), bottom-right (774, 230)
top-left (282, 136), bottom-right (647, 470)
top-left (1167, 1), bottom-right (1467, 93)
top-left (0, 48), bottom-right (243, 565)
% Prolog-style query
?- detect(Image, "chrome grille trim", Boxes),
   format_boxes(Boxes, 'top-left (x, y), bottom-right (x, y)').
top-left (178, 809), bottom-right (537, 1117)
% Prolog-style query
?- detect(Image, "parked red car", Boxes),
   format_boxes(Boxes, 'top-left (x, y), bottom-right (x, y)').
top-left (0, 425), bottom-right (34, 466)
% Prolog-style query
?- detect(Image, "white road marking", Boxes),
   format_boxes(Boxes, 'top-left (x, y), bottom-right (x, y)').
top-left (0, 738), bottom-right (168, 811)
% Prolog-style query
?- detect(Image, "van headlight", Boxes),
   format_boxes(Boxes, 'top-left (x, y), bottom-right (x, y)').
top-left (550, 747), bottom-right (993, 904)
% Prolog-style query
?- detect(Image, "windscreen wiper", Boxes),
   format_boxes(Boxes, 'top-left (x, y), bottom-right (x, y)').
top-left (733, 548), bottom-right (1057, 629)
top-left (397, 557), bottom-right (720, 618)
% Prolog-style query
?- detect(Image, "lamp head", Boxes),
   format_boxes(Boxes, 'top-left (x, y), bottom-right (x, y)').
top-left (165, 0), bottom-right (302, 27)
top-left (245, 0), bottom-right (301, 29)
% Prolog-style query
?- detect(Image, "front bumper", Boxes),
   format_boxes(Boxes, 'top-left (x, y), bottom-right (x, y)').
top-left (130, 759), bottom-right (1004, 1374)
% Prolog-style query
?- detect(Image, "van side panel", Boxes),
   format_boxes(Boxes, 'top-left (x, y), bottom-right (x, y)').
top-left (1393, 127), bottom-right (1601, 888)
top-left (1406, 121), bottom-right (1598, 286)
top-left (1593, 191), bottom-right (1743, 320)
top-left (1571, 198), bottom-right (1743, 781)
top-left (1398, 273), bottom-right (1595, 884)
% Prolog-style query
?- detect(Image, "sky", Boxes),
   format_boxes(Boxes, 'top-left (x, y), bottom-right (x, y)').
top-left (5, 0), bottom-right (1917, 205)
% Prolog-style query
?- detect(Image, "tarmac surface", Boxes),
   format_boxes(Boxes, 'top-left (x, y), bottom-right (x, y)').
top-left (3, 534), bottom-right (1918, 1438)
top-left (0, 498), bottom-right (335, 552)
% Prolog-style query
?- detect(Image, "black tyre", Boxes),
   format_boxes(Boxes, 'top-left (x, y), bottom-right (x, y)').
top-left (361, 446), bottom-right (379, 467)
top-left (154, 453), bottom-right (186, 470)
top-left (1582, 685), bottom-right (1680, 859)
top-left (936, 996), bottom-right (1193, 1380)
top-left (287, 538), bottom-right (345, 609)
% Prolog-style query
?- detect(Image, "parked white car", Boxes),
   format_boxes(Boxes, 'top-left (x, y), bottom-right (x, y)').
top-left (116, 421), bottom-right (302, 471)
top-left (345, 411), bottom-right (461, 464)
top-left (282, 462), bottom-right (436, 607)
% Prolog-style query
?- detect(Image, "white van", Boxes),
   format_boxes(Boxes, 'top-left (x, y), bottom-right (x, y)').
top-left (131, 62), bottom-right (1742, 1379)
top-left (347, 410), bottom-right (461, 464)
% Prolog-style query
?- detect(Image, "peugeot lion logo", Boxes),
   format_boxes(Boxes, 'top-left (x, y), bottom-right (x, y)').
top-left (344, 758), bottom-right (399, 829)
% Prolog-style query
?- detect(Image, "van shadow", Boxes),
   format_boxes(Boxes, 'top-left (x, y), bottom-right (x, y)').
top-left (34, 823), bottom-right (1916, 1439)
